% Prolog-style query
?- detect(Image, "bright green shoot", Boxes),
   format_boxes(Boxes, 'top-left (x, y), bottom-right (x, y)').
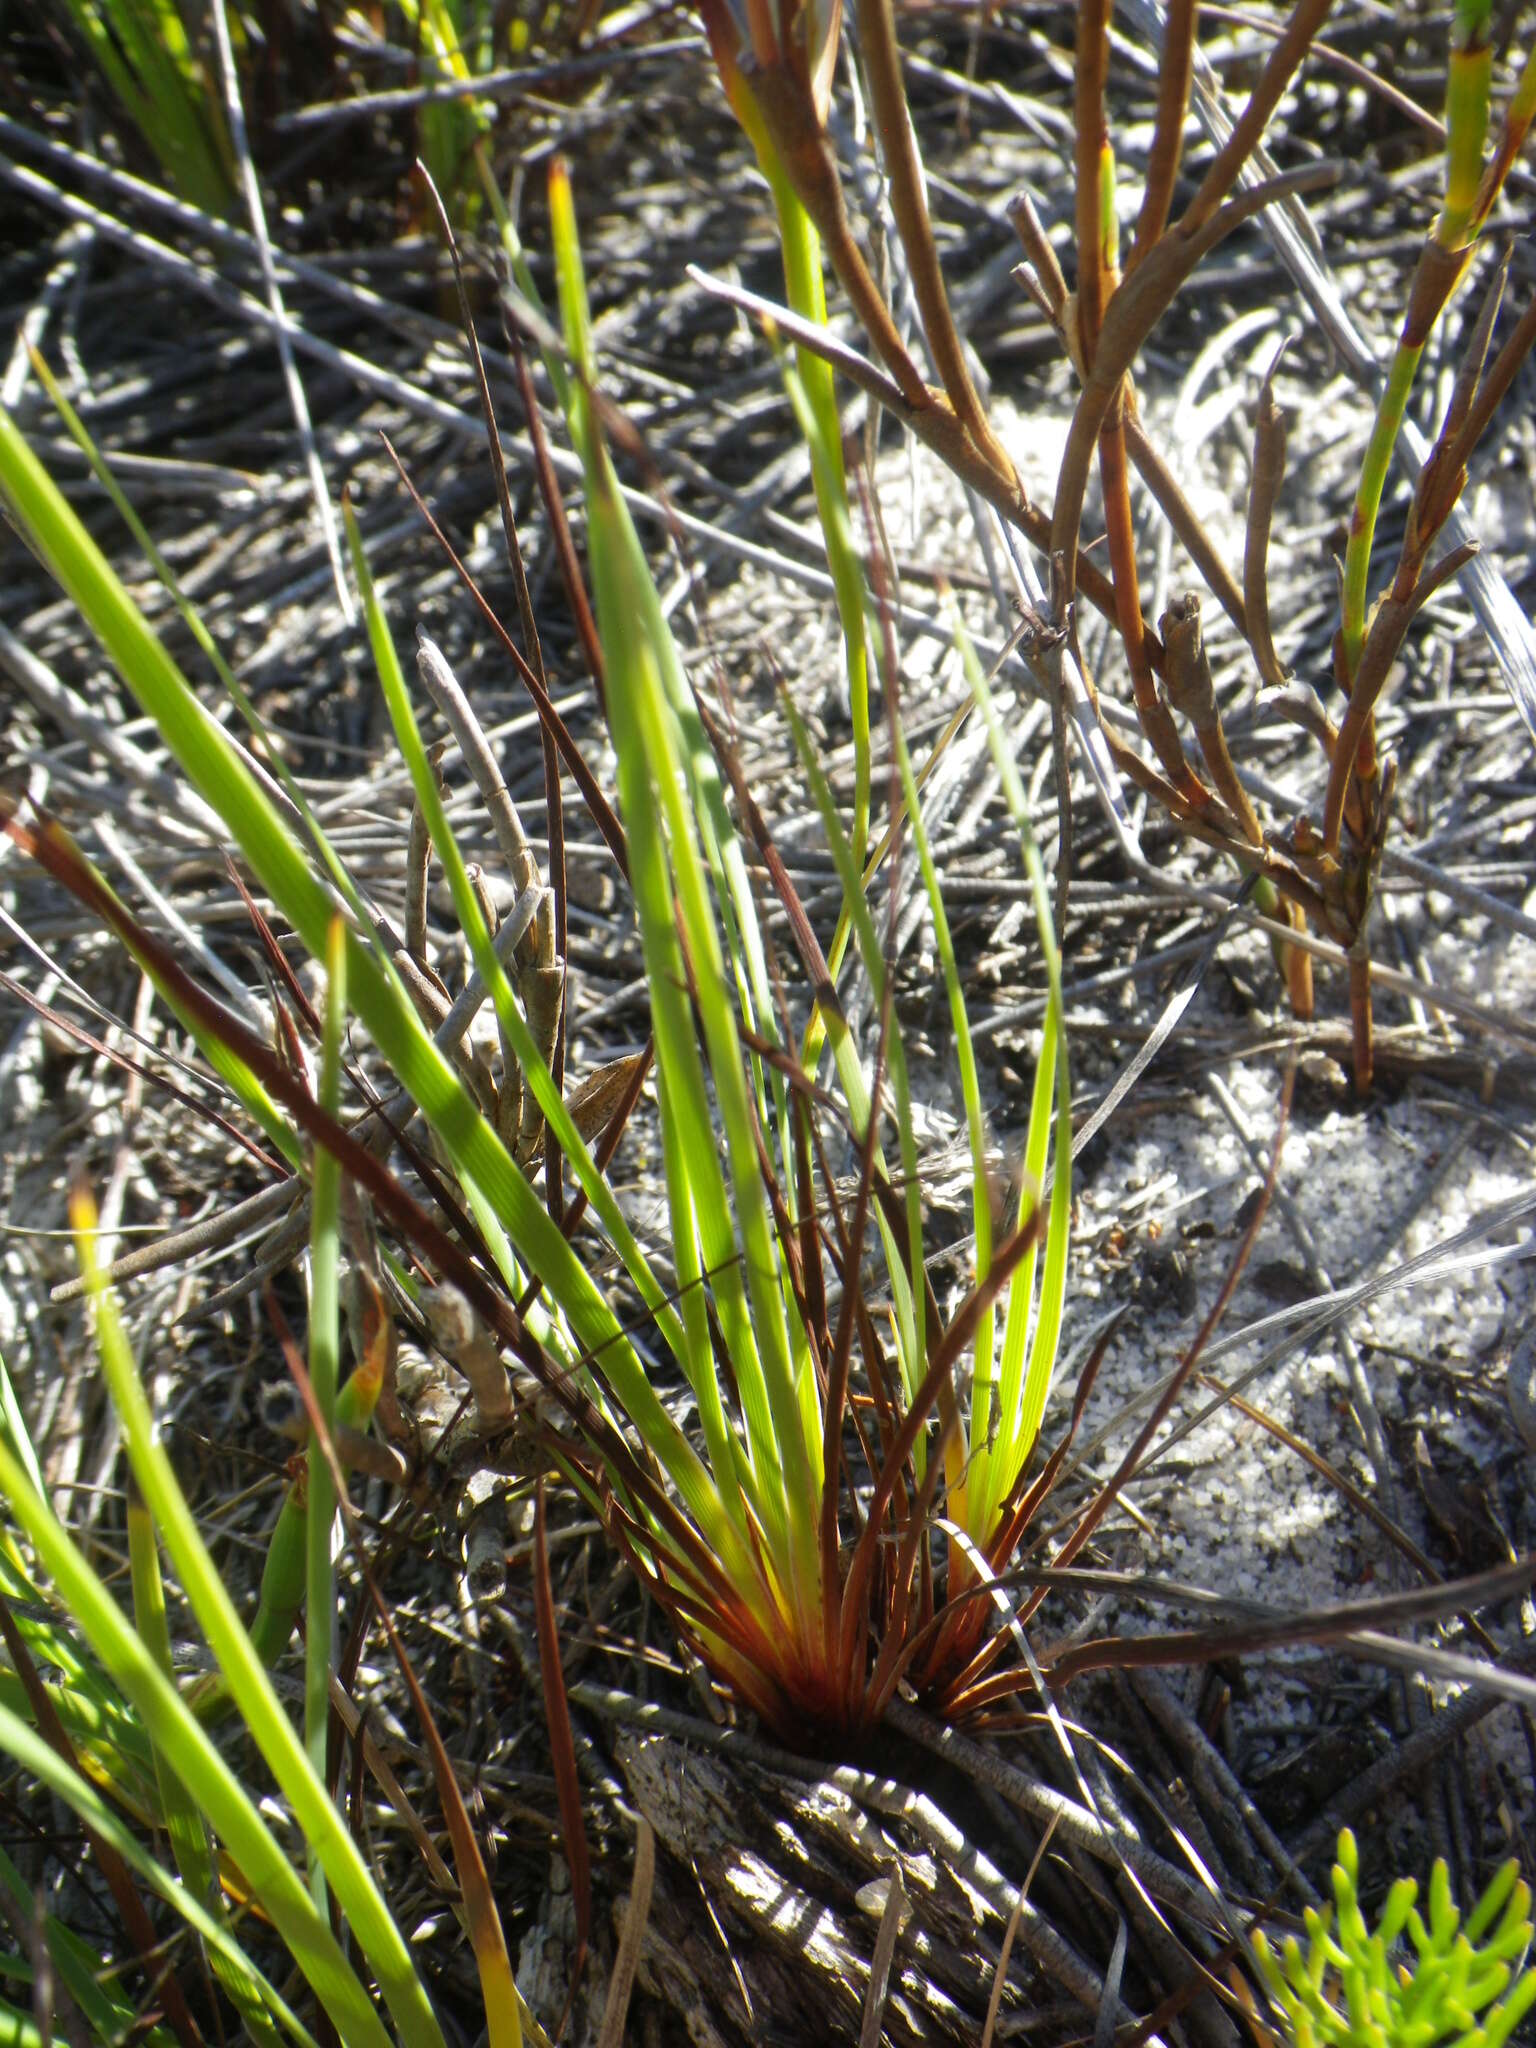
top-left (745, 115), bottom-right (872, 872)
top-left (0, 1745), bottom-right (301, 2048)
top-left (72, 1188), bottom-right (448, 2048)
top-left (304, 913), bottom-right (347, 1899)
top-left (396, 0), bottom-right (497, 224)
top-left (0, 1200), bottom-right (557, 2048)
top-left (553, 160), bottom-right (822, 1642)
top-left (0, 1197), bottom-right (436, 2048)
top-left (953, 616), bottom-right (1070, 1544)
top-left (1339, 0), bottom-right (1496, 681)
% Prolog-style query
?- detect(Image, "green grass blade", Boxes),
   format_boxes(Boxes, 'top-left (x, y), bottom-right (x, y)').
top-left (778, 196), bottom-right (870, 868)
top-left (1340, 0), bottom-right (1494, 679)
top-left (479, 167), bottom-right (572, 416)
top-left (0, 405), bottom-right (720, 1546)
top-left (126, 1478), bottom-right (217, 1900)
top-left (0, 1594), bottom-right (161, 1829)
top-left (344, 496), bottom-right (751, 1573)
top-left (721, 94), bottom-right (869, 869)
top-left (0, 1992), bottom-right (45, 2048)
top-left (942, 604), bottom-right (1072, 1537)
top-left (0, 1427), bottom-right (401, 2048)
top-left (58, 0), bottom-right (234, 216)
top-left (0, 1666), bottom-right (157, 1823)
top-left (550, 163), bottom-right (814, 1599)
top-left (26, 348), bottom-right (435, 1014)
top-left (137, 1597), bottom-right (291, 2048)
top-left (891, 717), bottom-right (993, 1516)
top-left (563, 444), bottom-right (779, 1552)
top-left (0, 1356), bottom-right (43, 1497)
top-left (68, 1190), bottom-right (448, 2048)
top-left (305, 913), bottom-right (346, 1898)
top-left (0, 1724), bottom-right (314, 2048)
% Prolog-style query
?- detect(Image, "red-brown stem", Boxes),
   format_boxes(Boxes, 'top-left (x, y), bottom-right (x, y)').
top-left (1049, 164), bottom-right (1334, 605)
top-left (1008, 190), bottom-right (1069, 317)
top-left (1179, 0), bottom-right (1334, 236)
top-left (1243, 358), bottom-right (1291, 688)
top-left (1470, 66), bottom-right (1536, 239)
top-left (509, 338), bottom-right (609, 717)
top-left (855, 0), bottom-right (1008, 468)
top-left (1160, 591), bottom-right (1259, 840)
top-left (1074, 0), bottom-right (1113, 367)
top-left (381, 435), bottom-right (631, 880)
top-left (1324, 273), bottom-right (1526, 853)
top-left (1325, 619), bottom-right (1401, 852)
top-left (1099, 419), bottom-right (1201, 791)
top-left (1349, 952), bottom-right (1373, 1092)
top-left (836, 1210), bottom-right (1042, 1688)
top-left (1429, 291), bottom-right (1536, 531)
top-left (1434, 251), bottom-right (1508, 459)
top-left (1285, 906), bottom-right (1315, 1018)
top-left (1129, 0), bottom-right (1198, 271)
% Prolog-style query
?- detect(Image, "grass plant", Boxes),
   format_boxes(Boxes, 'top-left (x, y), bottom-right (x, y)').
top-left (0, 129), bottom-right (1081, 1755)
top-left (0, 136), bottom-right (1087, 2037)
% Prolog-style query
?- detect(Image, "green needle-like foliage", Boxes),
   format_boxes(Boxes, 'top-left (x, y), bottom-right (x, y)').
top-left (1251, 1829), bottom-right (1536, 2048)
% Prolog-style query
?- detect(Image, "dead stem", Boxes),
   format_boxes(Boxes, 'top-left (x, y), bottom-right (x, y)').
top-left (1160, 593), bottom-right (1262, 846)
top-left (1243, 349), bottom-right (1292, 690)
top-left (854, 0), bottom-right (1008, 471)
top-left (1129, 0), bottom-right (1199, 270)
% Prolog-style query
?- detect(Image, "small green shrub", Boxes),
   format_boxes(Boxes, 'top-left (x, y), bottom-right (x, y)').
top-left (1250, 1828), bottom-right (1536, 2048)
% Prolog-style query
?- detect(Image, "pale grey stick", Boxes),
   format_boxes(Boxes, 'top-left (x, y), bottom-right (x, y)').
top-left (0, 112), bottom-right (525, 384)
top-left (2, 219), bottom-right (91, 407)
top-left (93, 813), bottom-right (264, 1028)
top-left (272, 34), bottom-right (702, 128)
top-left (572, 1683), bottom-right (1129, 2022)
top-left (1130, 1669), bottom-right (1320, 1909)
top-left (0, 149), bottom-right (1038, 678)
top-left (0, 623), bottom-right (221, 842)
top-left (414, 630), bottom-right (543, 904)
top-left (883, 1699), bottom-right (1236, 1938)
top-left (50, 1178), bottom-right (296, 1303)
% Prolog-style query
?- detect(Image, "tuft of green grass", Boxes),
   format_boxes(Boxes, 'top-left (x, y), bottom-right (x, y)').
top-left (0, 121), bottom-right (1078, 1741)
